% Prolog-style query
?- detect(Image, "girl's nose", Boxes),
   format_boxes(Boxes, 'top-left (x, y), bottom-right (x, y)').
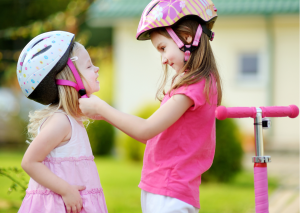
top-left (95, 66), bottom-right (99, 73)
top-left (162, 57), bottom-right (168, 65)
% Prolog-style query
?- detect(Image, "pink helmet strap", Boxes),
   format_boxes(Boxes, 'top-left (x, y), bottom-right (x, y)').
top-left (165, 27), bottom-right (184, 48)
top-left (55, 58), bottom-right (88, 98)
top-left (166, 24), bottom-right (214, 61)
top-left (193, 24), bottom-right (203, 46)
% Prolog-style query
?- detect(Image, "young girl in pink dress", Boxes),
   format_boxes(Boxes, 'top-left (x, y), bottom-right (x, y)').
top-left (17, 31), bottom-right (107, 213)
top-left (79, 0), bottom-right (222, 212)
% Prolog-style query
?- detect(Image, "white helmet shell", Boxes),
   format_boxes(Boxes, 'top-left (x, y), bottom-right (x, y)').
top-left (16, 31), bottom-right (74, 104)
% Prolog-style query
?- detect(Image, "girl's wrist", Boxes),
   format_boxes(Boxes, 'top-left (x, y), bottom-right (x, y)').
top-left (57, 181), bottom-right (71, 196)
top-left (95, 99), bottom-right (104, 115)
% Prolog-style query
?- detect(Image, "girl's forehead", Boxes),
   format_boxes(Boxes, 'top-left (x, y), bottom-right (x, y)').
top-left (151, 33), bottom-right (176, 50)
top-left (151, 32), bottom-right (168, 44)
top-left (150, 31), bottom-right (162, 41)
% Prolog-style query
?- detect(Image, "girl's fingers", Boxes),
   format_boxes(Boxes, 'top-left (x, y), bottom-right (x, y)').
top-left (77, 203), bottom-right (82, 212)
top-left (71, 205), bottom-right (77, 213)
top-left (66, 206), bottom-right (71, 213)
top-left (77, 185), bottom-right (86, 191)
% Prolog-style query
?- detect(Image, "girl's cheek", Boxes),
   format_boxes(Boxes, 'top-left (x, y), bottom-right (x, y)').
top-left (83, 79), bottom-right (90, 92)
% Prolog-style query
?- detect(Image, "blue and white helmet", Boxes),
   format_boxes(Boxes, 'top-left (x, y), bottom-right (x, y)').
top-left (17, 31), bottom-right (75, 105)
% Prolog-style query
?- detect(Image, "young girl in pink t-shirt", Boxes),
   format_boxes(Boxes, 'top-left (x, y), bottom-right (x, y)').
top-left (79, 0), bottom-right (222, 212)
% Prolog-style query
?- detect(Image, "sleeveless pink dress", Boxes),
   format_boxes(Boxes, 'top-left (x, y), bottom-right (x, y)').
top-left (18, 113), bottom-right (108, 213)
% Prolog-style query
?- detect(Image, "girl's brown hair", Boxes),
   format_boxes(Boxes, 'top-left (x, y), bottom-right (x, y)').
top-left (153, 18), bottom-right (222, 106)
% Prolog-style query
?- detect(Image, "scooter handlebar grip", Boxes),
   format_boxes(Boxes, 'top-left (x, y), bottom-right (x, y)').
top-left (215, 106), bottom-right (257, 120)
top-left (260, 105), bottom-right (299, 118)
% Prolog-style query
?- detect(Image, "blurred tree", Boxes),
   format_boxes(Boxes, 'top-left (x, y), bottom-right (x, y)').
top-left (202, 118), bottom-right (244, 182)
top-left (87, 120), bottom-right (115, 156)
top-left (0, 113), bottom-right (28, 148)
top-left (0, 0), bottom-right (94, 87)
top-left (0, 0), bottom-right (71, 30)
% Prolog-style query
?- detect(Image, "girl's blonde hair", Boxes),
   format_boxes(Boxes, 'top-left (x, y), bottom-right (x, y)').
top-left (154, 18), bottom-right (222, 106)
top-left (27, 42), bottom-right (87, 142)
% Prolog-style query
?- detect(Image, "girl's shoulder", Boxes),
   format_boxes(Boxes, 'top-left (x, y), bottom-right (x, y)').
top-left (172, 78), bottom-right (205, 95)
top-left (39, 112), bottom-right (73, 147)
top-left (40, 112), bottom-right (72, 139)
top-left (169, 76), bottom-right (217, 109)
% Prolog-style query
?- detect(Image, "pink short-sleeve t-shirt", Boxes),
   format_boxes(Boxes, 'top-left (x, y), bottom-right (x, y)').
top-left (138, 77), bottom-right (218, 208)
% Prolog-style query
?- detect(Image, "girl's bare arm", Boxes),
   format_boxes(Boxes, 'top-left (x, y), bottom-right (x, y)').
top-left (79, 94), bottom-right (193, 143)
top-left (21, 113), bottom-right (85, 213)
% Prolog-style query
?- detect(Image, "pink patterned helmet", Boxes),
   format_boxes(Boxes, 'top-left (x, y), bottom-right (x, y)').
top-left (136, 0), bottom-right (218, 61)
top-left (136, 0), bottom-right (218, 41)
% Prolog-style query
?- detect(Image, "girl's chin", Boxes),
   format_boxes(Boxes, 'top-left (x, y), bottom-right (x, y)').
top-left (172, 66), bottom-right (181, 73)
top-left (93, 87), bottom-right (100, 94)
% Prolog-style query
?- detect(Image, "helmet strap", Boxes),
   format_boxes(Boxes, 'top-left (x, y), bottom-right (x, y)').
top-left (202, 24), bottom-right (215, 41)
top-left (166, 24), bottom-right (214, 61)
top-left (55, 58), bottom-right (88, 98)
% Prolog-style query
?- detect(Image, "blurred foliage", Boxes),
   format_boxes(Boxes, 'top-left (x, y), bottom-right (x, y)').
top-left (0, 167), bottom-right (27, 199)
top-left (202, 118), bottom-right (244, 182)
top-left (0, 113), bottom-right (28, 146)
top-left (0, 0), bottom-right (93, 38)
top-left (87, 120), bottom-right (115, 156)
top-left (0, 0), bottom-right (71, 30)
top-left (81, 25), bottom-right (112, 47)
top-left (0, 0), bottom-right (95, 87)
top-left (120, 102), bottom-right (160, 161)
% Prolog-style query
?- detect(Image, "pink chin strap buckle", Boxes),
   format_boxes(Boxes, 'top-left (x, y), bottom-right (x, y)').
top-left (211, 32), bottom-right (215, 41)
top-left (184, 48), bottom-right (191, 61)
top-left (166, 24), bottom-right (214, 61)
top-left (55, 58), bottom-right (88, 98)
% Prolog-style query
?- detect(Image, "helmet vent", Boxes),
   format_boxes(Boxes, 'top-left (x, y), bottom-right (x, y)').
top-left (32, 39), bottom-right (44, 48)
top-left (31, 45), bottom-right (52, 59)
top-left (146, 1), bottom-right (159, 16)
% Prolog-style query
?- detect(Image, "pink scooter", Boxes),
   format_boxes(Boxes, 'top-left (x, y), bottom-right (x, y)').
top-left (215, 105), bottom-right (299, 213)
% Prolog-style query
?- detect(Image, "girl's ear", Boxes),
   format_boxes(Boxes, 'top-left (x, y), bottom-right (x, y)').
top-left (184, 34), bottom-right (193, 44)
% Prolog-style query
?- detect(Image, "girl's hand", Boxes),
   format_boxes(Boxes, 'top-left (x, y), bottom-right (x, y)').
top-left (79, 94), bottom-right (104, 118)
top-left (61, 185), bottom-right (86, 213)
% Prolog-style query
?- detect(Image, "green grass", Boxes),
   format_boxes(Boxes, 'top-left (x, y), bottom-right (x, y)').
top-left (0, 152), bottom-right (278, 213)
top-left (199, 172), bottom-right (277, 213)
top-left (0, 152), bottom-right (25, 213)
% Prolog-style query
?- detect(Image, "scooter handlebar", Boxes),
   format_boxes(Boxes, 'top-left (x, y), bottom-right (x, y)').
top-left (260, 105), bottom-right (299, 118)
top-left (216, 105), bottom-right (299, 120)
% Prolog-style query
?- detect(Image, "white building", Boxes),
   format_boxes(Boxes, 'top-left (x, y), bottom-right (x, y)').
top-left (87, 0), bottom-right (299, 151)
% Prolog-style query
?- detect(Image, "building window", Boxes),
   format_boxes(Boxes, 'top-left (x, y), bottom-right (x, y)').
top-left (239, 53), bottom-right (259, 79)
